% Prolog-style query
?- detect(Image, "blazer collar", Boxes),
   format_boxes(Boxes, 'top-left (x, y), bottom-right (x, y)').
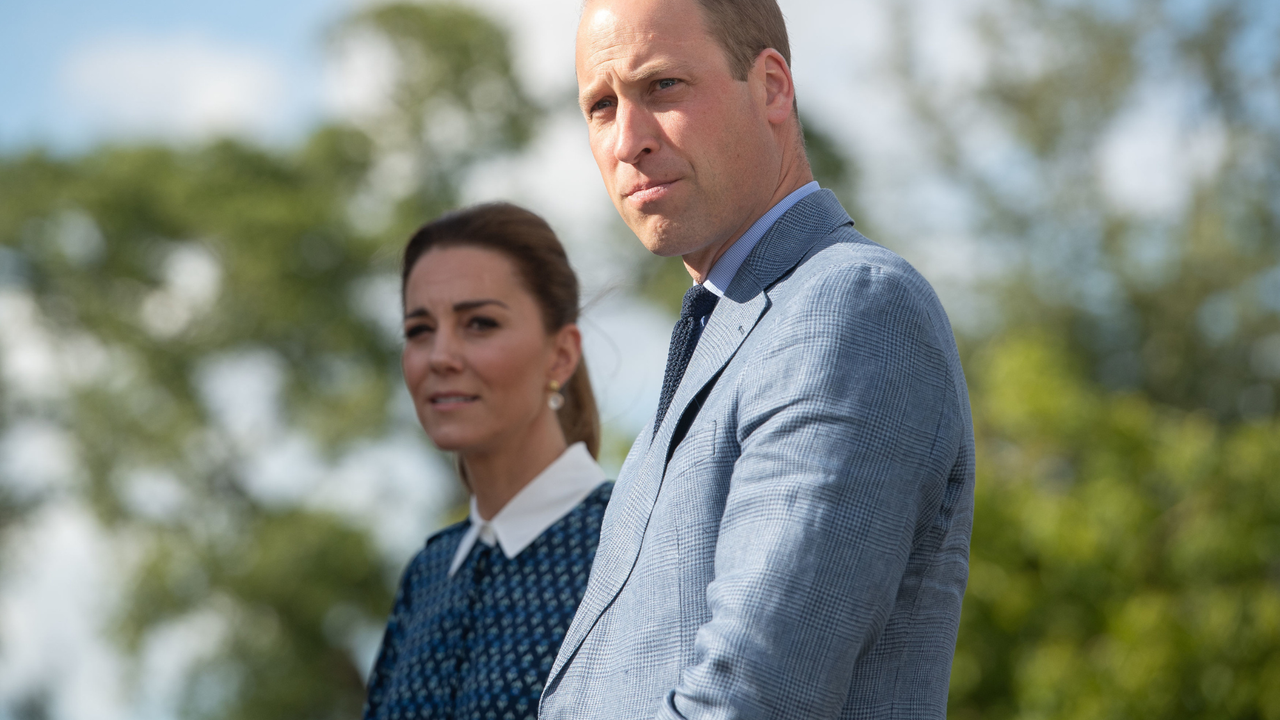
top-left (726, 188), bottom-right (852, 301)
top-left (655, 189), bottom-right (852, 454)
top-left (544, 190), bottom-right (855, 692)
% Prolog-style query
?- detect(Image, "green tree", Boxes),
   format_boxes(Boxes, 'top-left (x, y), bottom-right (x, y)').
top-left (0, 4), bottom-right (536, 718)
top-left (954, 331), bottom-right (1280, 719)
top-left (875, 0), bottom-right (1280, 715)
top-left (892, 0), bottom-right (1280, 419)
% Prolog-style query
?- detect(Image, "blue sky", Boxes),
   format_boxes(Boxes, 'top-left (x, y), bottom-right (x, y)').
top-left (0, 0), bottom-right (349, 150)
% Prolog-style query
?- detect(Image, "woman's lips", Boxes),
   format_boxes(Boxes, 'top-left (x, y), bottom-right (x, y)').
top-left (428, 394), bottom-right (479, 409)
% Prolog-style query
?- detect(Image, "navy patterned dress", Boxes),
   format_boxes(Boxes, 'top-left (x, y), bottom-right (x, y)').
top-left (363, 482), bottom-right (612, 720)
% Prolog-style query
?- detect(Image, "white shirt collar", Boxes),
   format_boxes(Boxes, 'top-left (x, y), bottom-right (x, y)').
top-left (448, 442), bottom-right (606, 577)
top-left (703, 181), bottom-right (821, 297)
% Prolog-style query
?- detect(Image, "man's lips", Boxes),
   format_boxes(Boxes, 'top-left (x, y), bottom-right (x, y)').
top-left (623, 179), bottom-right (678, 205)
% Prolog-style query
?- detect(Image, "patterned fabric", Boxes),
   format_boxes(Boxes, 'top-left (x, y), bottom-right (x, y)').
top-left (540, 189), bottom-right (976, 720)
top-left (654, 283), bottom-right (719, 434)
top-left (364, 482), bottom-right (612, 720)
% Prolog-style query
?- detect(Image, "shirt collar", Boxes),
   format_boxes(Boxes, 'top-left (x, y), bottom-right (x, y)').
top-left (448, 442), bottom-right (606, 577)
top-left (703, 181), bottom-right (821, 297)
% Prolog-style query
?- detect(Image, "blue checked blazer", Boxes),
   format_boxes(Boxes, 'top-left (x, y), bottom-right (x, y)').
top-left (540, 190), bottom-right (975, 720)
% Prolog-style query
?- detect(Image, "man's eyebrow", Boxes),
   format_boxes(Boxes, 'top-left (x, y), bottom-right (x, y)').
top-left (578, 59), bottom-right (695, 110)
top-left (628, 59), bottom-right (692, 84)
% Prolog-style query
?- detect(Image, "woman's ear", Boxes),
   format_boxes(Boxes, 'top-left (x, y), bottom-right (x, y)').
top-left (549, 323), bottom-right (583, 385)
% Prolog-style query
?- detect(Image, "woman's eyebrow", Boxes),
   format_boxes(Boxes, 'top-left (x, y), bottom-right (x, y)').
top-left (404, 299), bottom-right (508, 321)
top-left (453, 299), bottom-right (508, 312)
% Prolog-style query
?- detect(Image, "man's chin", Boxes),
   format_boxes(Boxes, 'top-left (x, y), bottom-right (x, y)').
top-left (629, 216), bottom-right (703, 258)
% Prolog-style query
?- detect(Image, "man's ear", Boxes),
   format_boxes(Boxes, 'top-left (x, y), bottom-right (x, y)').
top-left (756, 48), bottom-right (796, 126)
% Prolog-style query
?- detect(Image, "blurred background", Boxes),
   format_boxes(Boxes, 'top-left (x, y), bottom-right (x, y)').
top-left (1, 0), bottom-right (1278, 718)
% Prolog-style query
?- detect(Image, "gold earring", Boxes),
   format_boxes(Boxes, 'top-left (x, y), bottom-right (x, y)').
top-left (548, 379), bottom-right (564, 411)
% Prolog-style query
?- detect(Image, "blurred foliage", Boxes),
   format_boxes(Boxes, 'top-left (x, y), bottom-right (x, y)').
top-left (876, 0), bottom-right (1280, 715)
top-left (122, 511), bottom-right (390, 720)
top-left (893, 0), bottom-right (1280, 420)
top-left (0, 0), bottom-right (1276, 717)
top-left (0, 3), bottom-right (532, 718)
top-left (952, 331), bottom-right (1280, 719)
top-left (334, 1), bottom-right (539, 237)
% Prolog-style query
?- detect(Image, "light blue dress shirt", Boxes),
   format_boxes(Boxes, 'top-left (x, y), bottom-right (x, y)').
top-left (702, 181), bottom-right (821, 297)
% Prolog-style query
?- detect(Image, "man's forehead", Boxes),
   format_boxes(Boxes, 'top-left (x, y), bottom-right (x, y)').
top-left (577, 0), bottom-right (708, 53)
top-left (575, 0), bottom-right (714, 76)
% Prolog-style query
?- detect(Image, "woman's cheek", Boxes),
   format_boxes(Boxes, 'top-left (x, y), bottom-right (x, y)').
top-left (401, 345), bottom-right (424, 389)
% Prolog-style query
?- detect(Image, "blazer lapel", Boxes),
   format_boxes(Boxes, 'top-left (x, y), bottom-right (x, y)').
top-left (545, 190), bottom-right (854, 690)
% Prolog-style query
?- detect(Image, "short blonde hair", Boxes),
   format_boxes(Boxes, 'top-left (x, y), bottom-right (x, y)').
top-left (695, 0), bottom-right (791, 81)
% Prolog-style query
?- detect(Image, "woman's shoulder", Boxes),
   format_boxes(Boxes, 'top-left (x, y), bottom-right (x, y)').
top-left (425, 518), bottom-right (470, 547)
top-left (586, 479), bottom-right (613, 503)
top-left (567, 480), bottom-right (613, 520)
top-left (401, 519), bottom-right (469, 579)
top-left (547, 481), bottom-right (613, 538)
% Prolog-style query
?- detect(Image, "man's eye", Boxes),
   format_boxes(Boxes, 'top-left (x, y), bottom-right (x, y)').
top-left (656, 78), bottom-right (678, 90)
top-left (590, 97), bottom-right (614, 114)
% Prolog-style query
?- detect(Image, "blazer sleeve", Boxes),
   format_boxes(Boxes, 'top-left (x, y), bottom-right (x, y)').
top-left (658, 262), bottom-right (966, 720)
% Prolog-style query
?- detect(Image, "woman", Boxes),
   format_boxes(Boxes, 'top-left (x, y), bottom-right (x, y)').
top-left (364, 203), bottom-right (611, 720)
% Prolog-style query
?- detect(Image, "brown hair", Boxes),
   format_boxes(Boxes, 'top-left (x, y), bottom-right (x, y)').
top-left (401, 202), bottom-right (601, 459)
top-left (694, 0), bottom-right (791, 81)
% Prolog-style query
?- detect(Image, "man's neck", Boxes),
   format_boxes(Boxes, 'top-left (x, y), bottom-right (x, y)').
top-left (682, 166), bottom-right (815, 284)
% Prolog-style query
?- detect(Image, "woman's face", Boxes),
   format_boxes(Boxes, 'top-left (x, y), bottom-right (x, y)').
top-left (401, 245), bottom-right (579, 455)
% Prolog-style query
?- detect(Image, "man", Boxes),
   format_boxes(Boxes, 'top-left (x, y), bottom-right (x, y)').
top-left (541, 0), bottom-right (975, 717)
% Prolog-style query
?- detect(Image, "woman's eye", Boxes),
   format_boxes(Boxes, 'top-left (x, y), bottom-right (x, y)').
top-left (404, 324), bottom-right (433, 339)
top-left (467, 316), bottom-right (499, 331)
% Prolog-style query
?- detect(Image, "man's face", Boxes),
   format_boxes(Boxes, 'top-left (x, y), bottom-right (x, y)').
top-left (575, 0), bottom-right (778, 258)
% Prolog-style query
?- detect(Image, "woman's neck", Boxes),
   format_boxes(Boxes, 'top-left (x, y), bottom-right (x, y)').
top-left (463, 411), bottom-right (568, 521)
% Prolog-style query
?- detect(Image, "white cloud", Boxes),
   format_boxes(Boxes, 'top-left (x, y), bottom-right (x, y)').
top-left (324, 28), bottom-right (398, 124)
top-left (0, 289), bottom-right (65, 402)
top-left (1096, 81), bottom-right (1227, 219)
top-left (0, 421), bottom-right (80, 499)
top-left (242, 432), bottom-right (328, 509)
top-left (131, 609), bottom-right (229, 720)
top-left (195, 348), bottom-right (286, 450)
top-left (60, 33), bottom-right (288, 142)
top-left (310, 432), bottom-right (458, 561)
top-left (452, 0), bottom-right (583, 103)
top-left (0, 503), bottom-right (129, 720)
top-left (140, 242), bottom-right (223, 340)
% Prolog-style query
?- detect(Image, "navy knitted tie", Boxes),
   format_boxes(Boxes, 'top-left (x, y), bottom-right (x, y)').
top-left (654, 284), bottom-right (719, 435)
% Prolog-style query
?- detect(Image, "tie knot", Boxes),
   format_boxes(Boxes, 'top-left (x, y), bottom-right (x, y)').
top-left (680, 284), bottom-right (719, 321)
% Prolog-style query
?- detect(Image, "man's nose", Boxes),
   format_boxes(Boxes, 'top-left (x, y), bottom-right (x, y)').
top-left (612, 100), bottom-right (659, 165)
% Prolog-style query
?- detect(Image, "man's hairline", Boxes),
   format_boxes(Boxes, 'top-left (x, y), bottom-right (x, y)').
top-left (577, 0), bottom-right (752, 80)
top-left (577, 0), bottom-right (806, 143)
